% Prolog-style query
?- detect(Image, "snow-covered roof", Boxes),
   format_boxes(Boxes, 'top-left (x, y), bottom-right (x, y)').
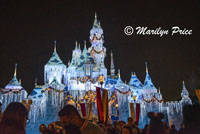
top-left (47, 51), bottom-right (64, 65)
top-left (47, 42), bottom-right (65, 66)
top-left (129, 72), bottom-right (143, 89)
top-left (28, 86), bottom-right (44, 100)
top-left (143, 63), bottom-right (157, 93)
top-left (181, 81), bottom-right (189, 97)
top-left (4, 64), bottom-right (23, 90)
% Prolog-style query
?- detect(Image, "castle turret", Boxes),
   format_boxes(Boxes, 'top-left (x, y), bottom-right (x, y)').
top-left (5, 64), bottom-right (23, 90)
top-left (88, 13), bottom-right (106, 67)
top-left (180, 81), bottom-right (192, 105)
top-left (88, 13), bottom-right (107, 80)
top-left (143, 62), bottom-right (157, 94)
top-left (44, 41), bottom-right (66, 84)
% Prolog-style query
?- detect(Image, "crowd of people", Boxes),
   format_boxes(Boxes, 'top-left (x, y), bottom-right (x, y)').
top-left (0, 102), bottom-right (200, 134)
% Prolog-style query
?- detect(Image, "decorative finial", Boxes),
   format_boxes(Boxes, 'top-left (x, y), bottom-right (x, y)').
top-left (131, 72), bottom-right (133, 76)
top-left (35, 78), bottom-right (37, 86)
top-left (78, 43), bottom-right (81, 49)
top-left (183, 81), bottom-right (185, 85)
top-left (84, 40), bottom-right (86, 48)
top-left (118, 69), bottom-right (121, 78)
top-left (54, 40), bottom-right (56, 52)
top-left (14, 64), bottom-right (17, 76)
top-left (95, 12), bottom-right (97, 19)
top-left (158, 87), bottom-right (161, 94)
top-left (19, 79), bottom-right (21, 85)
top-left (145, 62), bottom-right (148, 73)
top-left (111, 50), bottom-right (113, 56)
top-left (75, 41), bottom-right (78, 49)
top-left (99, 21), bottom-right (101, 26)
top-left (68, 60), bottom-right (71, 66)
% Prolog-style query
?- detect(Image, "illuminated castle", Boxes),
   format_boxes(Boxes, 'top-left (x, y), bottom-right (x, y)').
top-left (0, 13), bottom-right (192, 133)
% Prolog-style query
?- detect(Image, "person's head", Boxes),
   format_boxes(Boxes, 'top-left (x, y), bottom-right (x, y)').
top-left (133, 121), bottom-right (138, 127)
top-left (39, 124), bottom-right (47, 133)
top-left (0, 102), bottom-right (28, 131)
top-left (131, 126), bottom-right (140, 134)
top-left (183, 104), bottom-right (200, 134)
top-left (171, 124), bottom-right (175, 129)
top-left (121, 126), bottom-right (132, 134)
top-left (128, 117), bottom-right (133, 126)
top-left (106, 123), bottom-right (112, 129)
top-left (98, 123), bottom-right (106, 132)
top-left (147, 112), bottom-right (165, 134)
top-left (58, 105), bottom-right (81, 125)
top-left (119, 121), bottom-right (126, 129)
top-left (63, 123), bottom-right (81, 134)
top-left (48, 124), bottom-right (54, 131)
top-left (55, 128), bottom-right (62, 134)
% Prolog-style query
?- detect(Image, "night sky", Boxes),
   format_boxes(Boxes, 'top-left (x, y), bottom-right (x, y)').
top-left (0, 0), bottom-right (199, 101)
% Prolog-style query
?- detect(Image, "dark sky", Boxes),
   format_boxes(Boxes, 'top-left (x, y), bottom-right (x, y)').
top-left (0, 0), bottom-right (199, 101)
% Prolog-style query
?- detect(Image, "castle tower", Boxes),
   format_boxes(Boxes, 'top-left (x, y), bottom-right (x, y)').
top-left (44, 41), bottom-right (66, 84)
top-left (88, 13), bottom-right (106, 67)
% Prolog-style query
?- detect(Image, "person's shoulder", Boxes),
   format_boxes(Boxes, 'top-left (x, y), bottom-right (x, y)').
top-left (86, 122), bottom-right (105, 134)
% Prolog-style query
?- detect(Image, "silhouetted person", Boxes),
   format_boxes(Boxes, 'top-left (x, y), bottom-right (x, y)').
top-left (147, 112), bottom-right (165, 134)
top-left (127, 117), bottom-right (134, 127)
top-left (63, 123), bottom-right (81, 134)
top-left (170, 124), bottom-right (177, 134)
top-left (177, 123), bottom-right (184, 134)
top-left (131, 125), bottom-right (140, 134)
top-left (0, 102), bottom-right (2, 120)
top-left (58, 104), bottom-right (104, 134)
top-left (182, 104), bottom-right (200, 134)
top-left (0, 102), bottom-right (28, 134)
top-left (121, 125), bottom-right (132, 134)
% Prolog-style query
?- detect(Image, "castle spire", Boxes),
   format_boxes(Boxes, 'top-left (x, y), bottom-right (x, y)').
top-left (75, 41), bottom-right (78, 49)
top-left (95, 12), bottom-right (97, 19)
top-left (68, 60), bottom-right (71, 66)
top-left (19, 79), bottom-right (21, 85)
top-left (35, 78), bottom-right (37, 86)
top-left (181, 80), bottom-right (189, 98)
top-left (158, 87), bottom-right (161, 94)
top-left (145, 62), bottom-right (148, 73)
top-left (118, 69), bottom-right (121, 78)
top-left (78, 43), bottom-right (81, 50)
top-left (54, 40), bottom-right (56, 52)
top-left (93, 12), bottom-right (100, 28)
top-left (84, 40), bottom-right (86, 48)
top-left (14, 64), bottom-right (17, 76)
top-left (110, 51), bottom-right (115, 76)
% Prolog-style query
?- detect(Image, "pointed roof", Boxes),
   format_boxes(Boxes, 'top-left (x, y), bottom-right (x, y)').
top-left (5, 64), bottom-right (23, 90)
top-left (181, 81), bottom-right (189, 97)
top-left (129, 72), bottom-right (143, 89)
top-left (143, 62), bottom-right (157, 91)
top-left (93, 12), bottom-right (101, 28)
top-left (47, 41), bottom-right (65, 65)
top-left (69, 53), bottom-right (76, 67)
top-left (116, 69), bottom-right (124, 85)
